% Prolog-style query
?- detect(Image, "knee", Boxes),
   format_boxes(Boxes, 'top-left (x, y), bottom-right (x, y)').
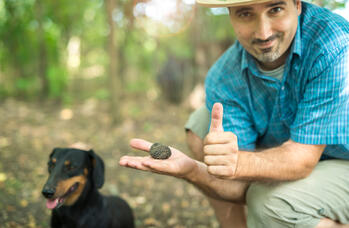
top-left (185, 130), bottom-right (204, 161)
top-left (246, 183), bottom-right (297, 228)
top-left (246, 183), bottom-right (275, 223)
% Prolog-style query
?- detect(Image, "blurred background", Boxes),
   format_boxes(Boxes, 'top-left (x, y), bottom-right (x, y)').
top-left (0, 0), bottom-right (347, 227)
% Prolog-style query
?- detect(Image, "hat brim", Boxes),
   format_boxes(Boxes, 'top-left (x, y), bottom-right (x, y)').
top-left (196, 0), bottom-right (273, 8)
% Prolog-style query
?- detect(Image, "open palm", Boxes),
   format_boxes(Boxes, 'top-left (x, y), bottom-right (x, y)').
top-left (119, 138), bottom-right (197, 178)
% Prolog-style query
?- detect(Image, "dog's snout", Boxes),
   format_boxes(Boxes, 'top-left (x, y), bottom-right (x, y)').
top-left (42, 187), bottom-right (56, 199)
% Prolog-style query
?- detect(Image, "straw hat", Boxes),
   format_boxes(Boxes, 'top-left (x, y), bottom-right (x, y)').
top-left (196, 0), bottom-right (273, 8)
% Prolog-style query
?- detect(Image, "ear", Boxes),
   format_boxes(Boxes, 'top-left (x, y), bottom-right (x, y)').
top-left (87, 149), bottom-right (105, 189)
top-left (50, 147), bottom-right (61, 158)
top-left (296, 0), bottom-right (302, 15)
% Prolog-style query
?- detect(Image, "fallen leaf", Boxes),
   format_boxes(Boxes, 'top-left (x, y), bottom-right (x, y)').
top-left (20, 199), bottom-right (28, 208)
top-left (28, 214), bottom-right (36, 228)
top-left (0, 137), bottom-right (10, 148)
top-left (161, 202), bottom-right (171, 213)
top-left (60, 109), bottom-right (73, 120)
top-left (0, 172), bottom-right (7, 182)
top-left (7, 205), bottom-right (15, 212)
top-left (167, 217), bottom-right (178, 226)
top-left (135, 196), bottom-right (146, 205)
top-left (181, 200), bottom-right (189, 208)
top-left (144, 217), bottom-right (161, 226)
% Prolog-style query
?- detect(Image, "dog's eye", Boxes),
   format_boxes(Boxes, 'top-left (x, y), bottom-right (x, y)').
top-left (48, 162), bottom-right (55, 172)
top-left (66, 164), bottom-right (76, 171)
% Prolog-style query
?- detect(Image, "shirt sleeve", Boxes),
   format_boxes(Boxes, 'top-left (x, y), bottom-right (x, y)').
top-left (206, 73), bottom-right (258, 151)
top-left (290, 45), bottom-right (349, 144)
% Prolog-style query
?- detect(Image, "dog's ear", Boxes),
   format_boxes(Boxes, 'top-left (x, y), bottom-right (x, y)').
top-left (50, 147), bottom-right (61, 158)
top-left (87, 149), bottom-right (105, 189)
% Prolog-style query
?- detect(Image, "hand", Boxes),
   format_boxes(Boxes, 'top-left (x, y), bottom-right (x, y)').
top-left (119, 139), bottom-right (198, 179)
top-left (203, 103), bottom-right (239, 179)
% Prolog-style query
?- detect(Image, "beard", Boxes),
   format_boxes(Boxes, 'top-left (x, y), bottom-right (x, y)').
top-left (255, 45), bottom-right (282, 63)
top-left (251, 32), bottom-right (283, 63)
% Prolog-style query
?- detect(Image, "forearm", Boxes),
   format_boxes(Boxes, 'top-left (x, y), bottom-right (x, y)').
top-left (236, 140), bottom-right (325, 181)
top-left (185, 160), bottom-right (249, 203)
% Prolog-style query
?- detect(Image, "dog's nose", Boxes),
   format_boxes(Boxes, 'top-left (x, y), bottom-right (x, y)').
top-left (42, 187), bottom-right (55, 199)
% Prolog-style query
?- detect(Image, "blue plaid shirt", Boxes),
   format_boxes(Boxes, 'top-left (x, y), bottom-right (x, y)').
top-left (205, 2), bottom-right (349, 160)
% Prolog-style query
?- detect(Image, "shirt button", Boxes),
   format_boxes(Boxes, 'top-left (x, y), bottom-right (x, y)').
top-left (318, 208), bottom-right (325, 215)
top-left (281, 86), bottom-right (285, 90)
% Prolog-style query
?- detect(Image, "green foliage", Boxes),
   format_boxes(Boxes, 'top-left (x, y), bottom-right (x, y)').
top-left (15, 76), bottom-right (40, 97)
top-left (5, 177), bottom-right (23, 192)
top-left (94, 88), bottom-right (110, 100)
top-left (142, 122), bottom-right (154, 132)
top-left (0, 0), bottom-right (92, 100)
top-left (129, 104), bottom-right (142, 118)
top-left (47, 66), bottom-right (68, 98)
top-left (199, 7), bottom-right (234, 42)
top-left (309, 0), bottom-right (348, 9)
top-left (0, 0), bottom-right (347, 101)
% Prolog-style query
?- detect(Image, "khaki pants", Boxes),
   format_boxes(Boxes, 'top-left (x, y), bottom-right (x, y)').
top-left (185, 107), bottom-right (349, 228)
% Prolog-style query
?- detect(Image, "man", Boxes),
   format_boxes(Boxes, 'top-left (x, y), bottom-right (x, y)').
top-left (120, 0), bottom-right (349, 227)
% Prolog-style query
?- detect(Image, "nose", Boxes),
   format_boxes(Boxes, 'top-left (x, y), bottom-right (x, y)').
top-left (42, 187), bottom-right (56, 199)
top-left (254, 16), bottom-right (273, 41)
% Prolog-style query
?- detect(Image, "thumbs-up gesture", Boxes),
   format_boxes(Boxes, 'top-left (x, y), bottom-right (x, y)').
top-left (203, 103), bottom-right (239, 179)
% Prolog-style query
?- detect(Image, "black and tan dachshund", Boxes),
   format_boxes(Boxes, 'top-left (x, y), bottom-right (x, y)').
top-left (42, 147), bottom-right (134, 228)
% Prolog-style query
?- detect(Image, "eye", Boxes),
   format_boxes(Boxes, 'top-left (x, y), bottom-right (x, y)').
top-left (48, 162), bottom-right (55, 172)
top-left (238, 11), bottom-right (252, 18)
top-left (269, 7), bottom-right (283, 14)
top-left (66, 163), bottom-right (76, 171)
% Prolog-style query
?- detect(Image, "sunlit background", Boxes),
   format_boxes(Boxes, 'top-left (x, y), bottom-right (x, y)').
top-left (133, 0), bottom-right (196, 37)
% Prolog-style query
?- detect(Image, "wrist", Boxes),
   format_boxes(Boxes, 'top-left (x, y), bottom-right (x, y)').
top-left (234, 151), bottom-right (254, 179)
top-left (184, 160), bottom-right (204, 183)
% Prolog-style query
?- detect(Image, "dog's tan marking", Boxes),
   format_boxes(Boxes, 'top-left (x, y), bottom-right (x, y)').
top-left (52, 158), bottom-right (56, 163)
top-left (64, 160), bottom-right (71, 166)
top-left (84, 168), bottom-right (88, 176)
top-left (55, 175), bottom-right (87, 206)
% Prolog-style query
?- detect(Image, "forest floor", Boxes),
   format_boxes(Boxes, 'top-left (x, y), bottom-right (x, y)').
top-left (0, 97), bottom-right (219, 228)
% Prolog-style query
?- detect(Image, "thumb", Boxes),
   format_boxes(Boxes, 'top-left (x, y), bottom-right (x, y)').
top-left (209, 103), bottom-right (224, 133)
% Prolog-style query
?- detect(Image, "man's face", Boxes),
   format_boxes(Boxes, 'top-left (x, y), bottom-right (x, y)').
top-left (228, 0), bottom-right (301, 70)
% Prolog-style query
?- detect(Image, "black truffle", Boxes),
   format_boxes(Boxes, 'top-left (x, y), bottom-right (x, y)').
top-left (149, 143), bottom-right (171, 159)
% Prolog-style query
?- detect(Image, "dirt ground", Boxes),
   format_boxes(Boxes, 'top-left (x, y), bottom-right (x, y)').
top-left (0, 98), bottom-right (219, 228)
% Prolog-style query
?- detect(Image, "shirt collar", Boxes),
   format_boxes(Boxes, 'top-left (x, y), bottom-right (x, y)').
top-left (292, 20), bottom-right (302, 58)
top-left (240, 19), bottom-right (302, 72)
top-left (241, 44), bottom-right (249, 71)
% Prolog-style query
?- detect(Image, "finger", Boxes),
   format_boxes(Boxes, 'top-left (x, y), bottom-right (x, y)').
top-left (204, 131), bottom-right (238, 145)
top-left (119, 156), bottom-right (153, 171)
top-left (203, 144), bottom-right (234, 155)
top-left (204, 155), bottom-right (229, 165)
top-left (120, 155), bottom-right (174, 176)
top-left (142, 160), bottom-right (170, 172)
top-left (209, 103), bottom-right (224, 133)
top-left (141, 160), bottom-right (183, 177)
top-left (207, 165), bottom-right (237, 178)
top-left (129, 138), bottom-right (153, 152)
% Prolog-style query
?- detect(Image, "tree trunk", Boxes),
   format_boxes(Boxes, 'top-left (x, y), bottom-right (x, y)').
top-left (35, 0), bottom-right (49, 98)
top-left (105, 0), bottom-right (122, 124)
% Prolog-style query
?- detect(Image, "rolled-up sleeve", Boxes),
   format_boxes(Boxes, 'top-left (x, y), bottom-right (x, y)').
top-left (291, 46), bottom-right (349, 145)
